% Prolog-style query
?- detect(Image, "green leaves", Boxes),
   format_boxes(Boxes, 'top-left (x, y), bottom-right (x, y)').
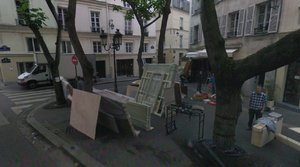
top-left (114, 0), bottom-right (166, 22)
top-left (17, 0), bottom-right (48, 28)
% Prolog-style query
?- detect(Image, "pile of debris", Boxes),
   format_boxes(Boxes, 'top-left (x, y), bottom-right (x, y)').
top-left (63, 64), bottom-right (180, 139)
top-left (192, 92), bottom-right (217, 106)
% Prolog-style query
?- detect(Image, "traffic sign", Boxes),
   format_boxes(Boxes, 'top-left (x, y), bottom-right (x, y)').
top-left (1, 58), bottom-right (11, 63)
top-left (71, 55), bottom-right (78, 65)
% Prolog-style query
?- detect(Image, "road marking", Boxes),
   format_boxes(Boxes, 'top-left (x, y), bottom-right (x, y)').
top-left (14, 97), bottom-right (51, 105)
top-left (11, 93), bottom-right (54, 102)
top-left (0, 112), bottom-right (9, 126)
top-left (289, 127), bottom-right (300, 134)
top-left (11, 104), bottom-right (33, 115)
top-left (4, 89), bottom-right (54, 97)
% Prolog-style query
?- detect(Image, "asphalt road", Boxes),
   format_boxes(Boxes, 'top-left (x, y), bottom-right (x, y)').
top-left (0, 83), bottom-right (75, 167)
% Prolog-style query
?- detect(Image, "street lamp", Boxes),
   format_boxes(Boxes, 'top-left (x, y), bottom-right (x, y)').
top-left (100, 29), bottom-right (122, 92)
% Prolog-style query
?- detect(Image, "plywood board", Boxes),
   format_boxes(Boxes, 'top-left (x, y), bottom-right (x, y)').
top-left (70, 89), bottom-right (101, 140)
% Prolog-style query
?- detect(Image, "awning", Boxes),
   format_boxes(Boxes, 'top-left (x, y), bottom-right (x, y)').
top-left (185, 49), bottom-right (237, 59)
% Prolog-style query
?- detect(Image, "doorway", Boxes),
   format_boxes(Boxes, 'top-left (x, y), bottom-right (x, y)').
top-left (117, 59), bottom-right (133, 76)
top-left (283, 59), bottom-right (300, 106)
top-left (96, 61), bottom-right (106, 78)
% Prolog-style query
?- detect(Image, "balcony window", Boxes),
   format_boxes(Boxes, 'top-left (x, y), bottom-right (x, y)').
top-left (26, 38), bottom-right (40, 52)
top-left (125, 19), bottom-right (133, 35)
top-left (93, 41), bottom-right (102, 53)
top-left (91, 11), bottom-right (100, 32)
top-left (58, 7), bottom-right (68, 30)
top-left (62, 41), bottom-right (73, 53)
top-left (180, 17), bottom-right (183, 30)
top-left (227, 11), bottom-right (239, 38)
top-left (254, 3), bottom-right (271, 34)
top-left (126, 43), bottom-right (133, 53)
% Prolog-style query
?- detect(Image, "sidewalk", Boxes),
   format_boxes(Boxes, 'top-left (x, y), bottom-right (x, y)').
top-left (27, 81), bottom-right (300, 167)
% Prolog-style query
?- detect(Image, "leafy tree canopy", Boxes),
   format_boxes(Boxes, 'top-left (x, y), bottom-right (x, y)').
top-left (17, 0), bottom-right (48, 28)
top-left (113, 0), bottom-right (165, 24)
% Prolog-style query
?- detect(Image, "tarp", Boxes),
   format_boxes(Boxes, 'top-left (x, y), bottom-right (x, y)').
top-left (185, 49), bottom-right (237, 59)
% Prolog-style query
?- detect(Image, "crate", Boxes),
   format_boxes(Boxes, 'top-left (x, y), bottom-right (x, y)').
top-left (251, 123), bottom-right (275, 147)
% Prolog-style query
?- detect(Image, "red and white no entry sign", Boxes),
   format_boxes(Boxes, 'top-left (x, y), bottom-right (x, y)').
top-left (71, 55), bottom-right (78, 65)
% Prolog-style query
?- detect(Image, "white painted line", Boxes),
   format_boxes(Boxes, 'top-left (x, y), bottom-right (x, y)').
top-left (0, 112), bottom-right (9, 126)
top-left (11, 108), bottom-right (23, 115)
top-left (6, 91), bottom-right (54, 99)
top-left (4, 90), bottom-right (54, 97)
top-left (11, 93), bottom-right (54, 102)
top-left (289, 127), bottom-right (300, 134)
top-left (11, 104), bottom-right (33, 110)
top-left (14, 97), bottom-right (51, 105)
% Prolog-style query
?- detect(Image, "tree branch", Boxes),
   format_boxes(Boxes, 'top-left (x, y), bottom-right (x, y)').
top-left (45, 0), bottom-right (61, 65)
top-left (144, 14), bottom-right (160, 29)
top-left (200, 0), bottom-right (227, 71)
top-left (236, 29), bottom-right (300, 82)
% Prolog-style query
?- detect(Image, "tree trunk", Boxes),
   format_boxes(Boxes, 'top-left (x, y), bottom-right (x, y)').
top-left (29, 25), bottom-right (66, 105)
top-left (213, 84), bottom-right (242, 149)
top-left (67, 0), bottom-right (94, 92)
top-left (49, 63), bottom-right (66, 105)
top-left (137, 28), bottom-right (145, 78)
top-left (157, 0), bottom-right (171, 64)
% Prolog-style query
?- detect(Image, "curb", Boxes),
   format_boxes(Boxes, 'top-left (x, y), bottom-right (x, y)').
top-left (95, 78), bottom-right (138, 85)
top-left (26, 100), bottom-right (105, 167)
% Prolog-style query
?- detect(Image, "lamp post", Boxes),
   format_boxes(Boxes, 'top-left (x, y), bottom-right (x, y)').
top-left (100, 29), bottom-right (122, 93)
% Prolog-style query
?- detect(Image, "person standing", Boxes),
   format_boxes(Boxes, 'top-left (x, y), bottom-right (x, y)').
top-left (247, 85), bottom-right (267, 130)
top-left (197, 71), bottom-right (203, 93)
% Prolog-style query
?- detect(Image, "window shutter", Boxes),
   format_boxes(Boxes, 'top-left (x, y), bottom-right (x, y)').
top-left (198, 24), bottom-right (202, 42)
top-left (244, 5), bottom-right (255, 36)
top-left (237, 9), bottom-right (245, 37)
top-left (190, 27), bottom-right (193, 44)
top-left (268, 0), bottom-right (282, 33)
top-left (221, 15), bottom-right (227, 38)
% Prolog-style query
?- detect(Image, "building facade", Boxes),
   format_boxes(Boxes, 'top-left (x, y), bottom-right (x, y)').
top-left (0, 0), bottom-right (156, 82)
top-left (156, 0), bottom-right (190, 66)
top-left (190, 0), bottom-right (300, 108)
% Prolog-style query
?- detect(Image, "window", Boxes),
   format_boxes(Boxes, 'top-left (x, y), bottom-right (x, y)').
top-left (189, 27), bottom-right (193, 44)
top-left (123, 2), bottom-right (131, 8)
top-left (254, 3), bottom-right (271, 34)
top-left (143, 43), bottom-right (148, 52)
top-left (62, 41), bottom-right (72, 53)
top-left (193, 25), bottom-right (199, 44)
top-left (180, 17), bottom-right (183, 30)
top-left (58, 7), bottom-right (67, 30)
top-left (17, 62), bottom-right (34, 74)
top-left (15, 0), bottom-right (27, 25)
top-left (26, 38), bottom-right (40, 52)
top-left (125, 43), bottom-right (133, 53)
top-left (179, 35), bottom-right (183, 48)
top-left (91, 11), bottom-right (100, 32)
top-left (125, 19), bottom-right (133, 35)
top-left (93, 41), bottom-right (102, 53)
top-left (227, 12), bottom-right (239, 37)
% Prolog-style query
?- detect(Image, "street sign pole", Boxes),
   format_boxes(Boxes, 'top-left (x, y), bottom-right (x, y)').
top-left (72, 55), bottom-right (79, 88)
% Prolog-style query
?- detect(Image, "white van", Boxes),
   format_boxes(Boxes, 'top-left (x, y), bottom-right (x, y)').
top-left (17, 64), bottom-right (52, 89)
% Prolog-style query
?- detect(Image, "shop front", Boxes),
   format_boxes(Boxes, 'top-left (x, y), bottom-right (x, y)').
top-left (283, 59), bottom-right (300, 107)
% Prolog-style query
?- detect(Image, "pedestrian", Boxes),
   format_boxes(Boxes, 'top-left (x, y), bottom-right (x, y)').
top-left (197, 71), bottom-right (203, 93)
top-left (247, 85), bottom-right (267, 130)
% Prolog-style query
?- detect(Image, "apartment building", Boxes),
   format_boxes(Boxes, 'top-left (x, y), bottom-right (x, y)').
top-left (156, 0), bottom-right (190, 66)
top-left (0, 0), bottom-right (156, 82)
top-left (189, 0), bottom-right (300, 108)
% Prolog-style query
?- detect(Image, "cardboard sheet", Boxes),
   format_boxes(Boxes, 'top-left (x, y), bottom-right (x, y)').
top-left (70, 89), bottom-right (101, 140)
